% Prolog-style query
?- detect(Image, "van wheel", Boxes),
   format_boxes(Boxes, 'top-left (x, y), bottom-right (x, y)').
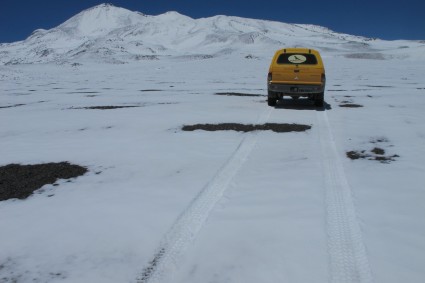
top-left (267, 97), bottom-right (276, 106)
top-left (314, 92), bottom-right (324, 107)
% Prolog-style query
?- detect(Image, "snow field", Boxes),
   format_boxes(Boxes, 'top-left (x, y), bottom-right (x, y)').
top-left (0, 55), bottom-right (424, 283)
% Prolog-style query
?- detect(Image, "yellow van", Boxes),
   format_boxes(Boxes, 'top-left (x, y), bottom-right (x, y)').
top-left (267, 48), bottom-right (326, 107)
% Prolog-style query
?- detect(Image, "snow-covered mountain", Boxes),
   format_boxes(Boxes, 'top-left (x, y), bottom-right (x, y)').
top-left (0, 3), bottom-right (424, 64)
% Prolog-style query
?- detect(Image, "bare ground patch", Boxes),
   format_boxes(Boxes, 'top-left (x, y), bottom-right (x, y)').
top-left (346, 136), bottom-right (399, 164)
top-left (346, 149), bottom-right (399, 163)
top-left (66, 91), bottom-right (100, 94)
top-left (70, 105), bottom-right (140, 110)
top-left (139, 89), bottom-right (164, 92)
top-left (339, 103), bottom-right (364, 108)
top-left (214, 92), bottom-right (263, 97)
top-left (182, 123), bottom-right (311, 133)
top-left (0, 104), bottom-right (25, 109)
top-left (0, 162), bottom-right (87, 201)
top-left (328, 89), bottom-right (370, 92)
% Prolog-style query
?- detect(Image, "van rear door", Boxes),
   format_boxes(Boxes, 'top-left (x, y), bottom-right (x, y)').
top-left (272, 53), bottom-right (322, 84)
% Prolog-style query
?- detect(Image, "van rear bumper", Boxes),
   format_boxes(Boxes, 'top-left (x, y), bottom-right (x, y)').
top-left (268, 83), bottom-right (324, 97)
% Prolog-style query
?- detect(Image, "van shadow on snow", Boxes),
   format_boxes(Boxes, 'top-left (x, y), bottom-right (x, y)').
top-left (273, 99), bottom-right (331, 111)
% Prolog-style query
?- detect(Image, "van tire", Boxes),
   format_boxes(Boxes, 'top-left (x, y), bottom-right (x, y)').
top-left (314, 92), bottom-right (324, 107)
top-left (267, 97), bottom-right (277, 107)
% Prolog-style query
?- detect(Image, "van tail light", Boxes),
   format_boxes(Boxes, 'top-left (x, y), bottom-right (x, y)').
top-left (321, 73), bottom-right (326, 85)
top-left (268, 72), bottom-right (272, 83)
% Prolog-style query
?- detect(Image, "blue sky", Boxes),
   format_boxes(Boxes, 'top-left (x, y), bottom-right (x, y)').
top-left (0, 0), bottom-right (424, 43)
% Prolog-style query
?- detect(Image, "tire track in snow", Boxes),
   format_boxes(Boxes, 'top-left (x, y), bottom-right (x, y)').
top-left (137, 108), bottom-right (272, 283)
top-left (316, 110), bottom-right (374, 283)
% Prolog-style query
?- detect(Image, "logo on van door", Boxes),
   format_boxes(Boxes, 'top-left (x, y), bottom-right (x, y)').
top-left (288, 55), bottom-right (307, 64)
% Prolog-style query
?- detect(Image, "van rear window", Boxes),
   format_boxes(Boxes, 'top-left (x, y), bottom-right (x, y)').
top-left (277, 53), bottom-right (318, 65)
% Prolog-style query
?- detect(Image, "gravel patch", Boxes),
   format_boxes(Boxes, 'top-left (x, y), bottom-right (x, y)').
top-left (66, 91), bottom-right (100, 94)
top-left (0, 162), bottom-right (87, 201)
top-left (339, 103), bottom-right (363, 108)
top-left (70, 105), bottom-right (140, 110)
top-left (346, 147), bottom-right (399, 163)
top-left (182, 123), bottom-right (311, 133)
top-left (0, 104), bottom-right (25, 109)
top-left (214, 92), bottom-right (263, 97)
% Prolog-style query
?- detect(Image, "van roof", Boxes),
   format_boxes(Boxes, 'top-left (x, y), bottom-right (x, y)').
top-left (276, 48), bottom-right (320, 54)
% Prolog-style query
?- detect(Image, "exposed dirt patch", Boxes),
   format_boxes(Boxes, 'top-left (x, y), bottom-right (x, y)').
top-left (339, 103), bottom-right (363, 108)
top-left (158, 102), bottom-right (178, 105)
top-left (346, 150), bottom-right (366, 160)
top-left (329, 89), bottom-right (369, 92)
top-left (346, 150), bottom-right (398, 163)
top-left (244, 54), bottom-right (259, 59)
top-left (67, 91), bottom-right (100, 94)
top-left (70, 105), bottom-right (140, 110)
top-left (0, 162), bottom-right (87, 201)
top-left (371, 147), bottom-right (385, 155)
top-left (364, 85), bottom-right (393, 88)
top-left (346, 145), bottom-right (399, 163)
top-left (347, 137), bottom-right (399, 163)
top-left (215, 92), bottom-right (263, 97)
top-left (134, 55), bottom-right (159, 61)
top-left (182, 123), bottom-right (311, 133)
top-left (370, 137), bottom-right (389, 143)
top-left (0, 104), bottom-right (25, 109)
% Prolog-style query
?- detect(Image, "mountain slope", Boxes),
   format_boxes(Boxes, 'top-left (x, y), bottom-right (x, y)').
top-left (58, 3), bottom-right (146, 37)
top-left (0, 3), bottom-right (423, 64)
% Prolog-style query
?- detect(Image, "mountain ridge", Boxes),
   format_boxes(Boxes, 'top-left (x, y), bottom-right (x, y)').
top-left (0, 3), bottom-right (423, 65)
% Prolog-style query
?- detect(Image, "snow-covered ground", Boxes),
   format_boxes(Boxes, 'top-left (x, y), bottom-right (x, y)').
top-left (1, 3), bottom-right (425, 283)
top-left (1, 53), bottom-right (424, 283)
